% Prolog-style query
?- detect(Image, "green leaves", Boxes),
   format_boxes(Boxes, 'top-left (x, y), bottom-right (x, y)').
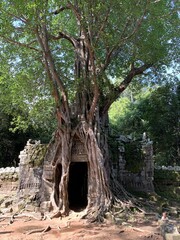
top-left (0, 0), bottom-right (179, 132)
top-left (109, 81), bottom-right (180, 165)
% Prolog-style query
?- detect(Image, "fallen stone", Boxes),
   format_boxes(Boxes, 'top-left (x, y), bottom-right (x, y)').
top-left (1, 207), bottom-right (13, 214)
top-left (165, 233), bottom-right (180, 240)
top-left (1, 199), bottom-right (13, 208)
top-left (25, 205), bottom-right (35, 212)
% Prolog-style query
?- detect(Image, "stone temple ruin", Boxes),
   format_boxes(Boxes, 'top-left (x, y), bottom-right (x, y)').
top-left (114, 135), bottom-right (154, 193)
top-left (0, 136), bottom-right (154, 213)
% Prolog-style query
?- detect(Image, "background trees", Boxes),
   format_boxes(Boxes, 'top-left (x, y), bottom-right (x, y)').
top-left (0, 57), bottom-right (56, 167)
top-left (109, 80), bottom-right (180, 165)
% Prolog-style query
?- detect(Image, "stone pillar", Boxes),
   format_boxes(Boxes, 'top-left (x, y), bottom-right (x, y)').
top-left (18, 140), bottom-right (45, 198)
top-left (142, 139), bottom-right (154, 192)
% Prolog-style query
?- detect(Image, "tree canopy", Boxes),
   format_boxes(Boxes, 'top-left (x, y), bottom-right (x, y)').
top-left (0, 0), bottom-right (179, 117)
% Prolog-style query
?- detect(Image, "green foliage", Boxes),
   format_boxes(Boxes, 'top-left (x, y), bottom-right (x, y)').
top-left (29, 144), bottom-right (48, 167)
top-left (154, 169), bottom-right (180, 201)
top-left (155, 169), bottom-right (180, 182)
top-left (124, 141), bottom-right (144, 173)
top-left (109, 81), bottom-right (180, 165)
top-left (0, 52), bottom-right (56, 135)
top-left (0, 107), bottom-right (54, 167)
top-left (0, 110), bottom-right (30, 167)
top-left (108, 136), bottom-right (119, 163)
top-left (0, 0), bottom-right (179, 97)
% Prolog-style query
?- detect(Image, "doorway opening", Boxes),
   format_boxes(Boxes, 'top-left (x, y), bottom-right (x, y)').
top-left (68, 162), bottom-right (88, 211)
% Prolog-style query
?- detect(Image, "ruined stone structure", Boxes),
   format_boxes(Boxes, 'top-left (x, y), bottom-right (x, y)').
top-left (1, 138), bottom-right (180, 217)
top-left (18, 139), bottom-right (47, 210)
top-left (114, 136), bottom-right (154, 193)
top-left (0, 137), bottom-right (154, 213)
top-left (0, 167), bottom-right (19, 194)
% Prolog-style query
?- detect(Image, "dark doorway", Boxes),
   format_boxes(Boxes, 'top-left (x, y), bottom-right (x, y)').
top-left (68, 162), bottom-right (88, 211)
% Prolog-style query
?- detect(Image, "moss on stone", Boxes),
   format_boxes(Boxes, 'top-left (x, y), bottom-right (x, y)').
top-left (29, 144), bottom-right (48, 167)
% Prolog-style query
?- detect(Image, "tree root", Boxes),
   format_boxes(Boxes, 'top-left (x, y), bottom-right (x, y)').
top-left (14, 215), bottom-right (39, 221)
top-left (26, 225), bottom-right (51, 235)
top-left (50, 211), bottom-right (62, 219)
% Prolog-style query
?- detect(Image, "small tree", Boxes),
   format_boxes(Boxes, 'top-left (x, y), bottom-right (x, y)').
top-left (0, 0), bottom-right (179, 220)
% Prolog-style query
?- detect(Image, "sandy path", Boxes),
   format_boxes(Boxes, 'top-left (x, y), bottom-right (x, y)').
top-left (0, 211), bottom-right (163, 240)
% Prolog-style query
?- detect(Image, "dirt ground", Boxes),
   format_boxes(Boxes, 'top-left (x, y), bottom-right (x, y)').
top-left (0, 210), bottom-right (164, 240)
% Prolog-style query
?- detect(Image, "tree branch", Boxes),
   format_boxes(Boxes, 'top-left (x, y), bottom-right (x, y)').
top-left (52, 5), bottom-right (70, 15)
top-left (1, 9), bottom-right (28, 24)
top-left (50, 32), bottom-right (78, 47)
top-left (36, 24), bottom-right (70, 123)
top-left (118, 63), bottom-right (152, 93)
top-left (0, 35), bottom-right (40, 52)
top-left (120, 0), bottom-right (150, 43)
top-left (101, 63), bottom-right (152, 114)
top-left (100, 0), bottom-right (150, 73)
top-left (95, 8), bottom-right (111, 45)
top-left (67, 2), bottom-right (100, 121)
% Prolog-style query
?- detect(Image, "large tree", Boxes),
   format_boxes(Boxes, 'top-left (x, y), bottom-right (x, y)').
top-left (0, 0), bottom-right (179, 220)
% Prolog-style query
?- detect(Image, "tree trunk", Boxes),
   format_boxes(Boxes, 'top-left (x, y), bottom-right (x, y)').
top-left (42, 109), bottom-right (113, 221)
top-left (39, 24), bottom-right (134, 221)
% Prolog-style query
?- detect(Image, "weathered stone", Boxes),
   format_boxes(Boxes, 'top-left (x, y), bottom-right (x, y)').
top-left (11, 204), bottom-right (19, 213)
top-left (160, 219), bottom-right (179, 239)
top-left (25, 204), bottom-right (35, 212)
top-left (104, 212), bottom-right (113, 221)
top-left (1, 199), bottom-right (13, 208)
top-left (40, 201), bottom-right (52, 212)
top-left (17, 200), bottom-right (26, 211)
top-left (0, 207), bottom-right (13, 214)
top-left (116, 136), bottom-right (154, 193)
top-left (114, 217), bottom-right (122, 224)
top-left (17, 140), bottom-right (46, 203)
top-left (165, 233), bottom-right (180, 240)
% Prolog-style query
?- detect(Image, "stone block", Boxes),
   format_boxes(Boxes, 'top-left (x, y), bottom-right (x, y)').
top-left (0, 207), bottom-right (13, 214)
top-left (25, 204), bottom-right (35, 212)
top-left (165, 233), bottom-right (180, 240)
top-left (1, 199), bottom-right (13, 208)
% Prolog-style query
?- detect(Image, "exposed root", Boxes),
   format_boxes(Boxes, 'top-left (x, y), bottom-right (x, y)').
top-left (110, 173), bottom-right (154, 215)
top-left (15, 213), bottom-right (43, 221)
top-left (50, 211), bottom-right (62, 219)
top-left (26, 225), bottom-right (51, 235)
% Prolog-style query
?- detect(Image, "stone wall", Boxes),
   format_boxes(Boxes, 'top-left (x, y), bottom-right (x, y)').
top-left (155, 166), bottom-right (180, 171)
top-left (0, 137), bottom-right (155, 201)
top-left (18, 139), bottom-right (47, 201)
top-left (0, 167), bottom-right (19, 194)
top-left (154, 169), bottom-right (180, 201)
top-left (0, 139), bottom-right (154, 200)
top-left (1, 139), bottom-right (179, 215)
top-left (113, 136), bottom-right (154, 193)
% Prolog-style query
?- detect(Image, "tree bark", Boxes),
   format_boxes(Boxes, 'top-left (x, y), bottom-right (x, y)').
top-left (43, 108), bottom-right (113, 220)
